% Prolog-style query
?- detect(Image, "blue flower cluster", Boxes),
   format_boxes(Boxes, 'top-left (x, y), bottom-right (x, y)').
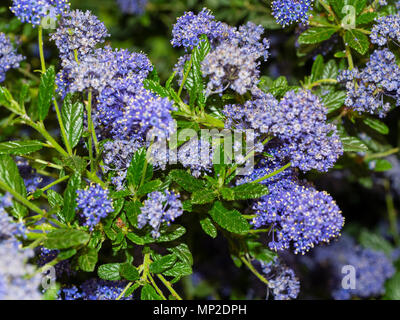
top-left (103, 140), bottom-right (143, 190)
top-left (271, 0), bottom-right (314, 27)
top-left (61, 279), bottom-right (133, 300)
top-left (76, 184), bottom-right (113, 231)
top-left (201, 22), bottom-right (270, 95)
top-left (10, 0), bottom-right (70, 26)
top-left (178, 138), bottom-right (214, 178)
top-left (338, 49), bottom-right (400, 118)
top-left (310, 236), bottom-right (395, 300)
top-left (238, 155), bottom-right (344, 254)
top-left (371, 13), bottom-right (400, 46)
top-left (50, 10), bottom-right (109, 63)
top-left (261, 257), bottom-right (300, 300)
top-left (116, 0), bottom-right (147, 15)
top-left (0, 196), bottom-right (42, 300)
top-left (0, 33), bottom-right (24, 83)
top-left (171, 8), bottom-right (232, 50)
top-left (138, 190), bottom-right (183, 238)
top-left (224, 89), bottom-right (343, 172)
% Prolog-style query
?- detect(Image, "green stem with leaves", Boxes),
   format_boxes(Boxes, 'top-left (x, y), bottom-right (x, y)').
top-left (157, 274), bottom-right (183, 300)
top-left (240, 256), bottom-right (269, 286)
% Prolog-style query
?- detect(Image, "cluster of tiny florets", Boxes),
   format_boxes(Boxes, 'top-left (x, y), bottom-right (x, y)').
top-left (272, 0), bottom-right (314, 27)
top-left (37, 247), bottom-right (73, 278)
top-left (0, 198), bottom-right (42, 300)
top-left (10, 0), bottom-right (70, 26)
top-left (16, 157), bottom-right (45, 193)
top-left (239, 156), bottom-right (344, 255)
top-left (310, 236), bottom-right (395, 300)
top-left (371, 13), bottom-right (400, 46)
top-left (138, 190), bottom-right (183, 238)
top-left (338, 48), bottom-right (400, 118)
top-left (60, 279), bottom-right (133, 300)
top-left (116, 0), bottom-right (147, 15)
top-left (0, 33), bottom-right (24, 83)
top-left (50, 10), bottom-right (109, 62)
top-left (224, 89), bottom-right (343, 172)
top-left (177, 138), bottom-right (214, 178)
top-left (76, 184), bottom-right (113, 231)
top-left (261, 257), bottom-right (300, 300)
top-left (102, 140), bottom-right (143, 190)
top-left (171, 8), bottom-right (231, 50)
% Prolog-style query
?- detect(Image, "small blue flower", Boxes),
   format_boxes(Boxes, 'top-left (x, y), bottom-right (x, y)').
top-left (76, 184), bottom-right (113, 231)
top-left (0, 33), bottom-right (24, 83)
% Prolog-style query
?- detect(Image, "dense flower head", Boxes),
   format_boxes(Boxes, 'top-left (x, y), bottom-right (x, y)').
top-left (261, 257), bottom-right (300, 300)
top-left (201, 42), bottom-right (262, 95)
top-left (10, 0), bottom-right (70, 26)
top-left (178, 138), bottom-right (214, 177)
top-left (59, 47), bottom-right (117, 94)
top-left (370, 13), bottom-right (400, 46)
top-left (138, 190), bottom-right (183, 238)
top-left (311, 235), bottom-right (395, 299)
top-left (60, 279), bottom-right (133, 300)
top-left (272, 0), bottom-right (314, 27)
top-left (0, 33), bottom-right (24, 83)
top-left (171, 8), bottom-right (232, 50)
top-left (116, 0), bottom-right (147, 15)
top-left (271, 90), bottom-right (343, 172)
top-left (224, 89), bottom-right (343, 172)
top-left (0, 206), bottom-right (42, 300)
top-left (76, 184), bottom-right (113, 231)
top-left (102, 140), bottom-right (143, 190)
top-left (338, 48), bottom-right (400, 118)
top-left (50, 10), bottom-right (109, 62)
top-left (239, 156), bottom-right (344, 254)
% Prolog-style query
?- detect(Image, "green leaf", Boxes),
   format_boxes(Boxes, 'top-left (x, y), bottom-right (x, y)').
top-left (298, 27), bottom-right (337, 44)
top-left (125, 200), bottom-right (142, 228)
top-left (44, 229), bottom-right (90, 249)
top-left (344, 30), bottom-right (369, 55)
top-left (162, 261), bottom-right (192, 278)
top-left (127, 148), bottom-right (151, 188)
top-left (359, 230), bottom-right (393, 256)
top-left (0, 140), bottom-right (43, 155)
top-left (322, 60), bottom-right (338, 80)
top-left (78, 247), bottom-right (98, 272)
top-left (310, 55), bottom-right (324, 83)
top-left (362, 117), bottom-right (389, 135)
top-left (61, 173), bottom-right (81, 223)
top-left (47, 189), bottom-right (63, 208)
top-left (126, 232), bottom-right (146, 245)
top-left (384, 272), bottom-right (400, 300)
top-left (141, 284), bottom-right (163, 300)
top-left (136, 179), bottom-right (162, 197)
top-left (150, 254), bottom-right (177, 274)
top-left (169, 169), bottom-right (207, 193)
top-left (167, 243), bottom-right (193, 266)
top-left (0, 155), bottom-right (27, 218)
top-left (98, 263), bottom-right (121, 281)
top-left (340, 136), bottom-right (368, 152)
top-left (373, 159), bottom-right (393, 172)
top-left (37, 66), bottom-right (55, 120)
top-left (321, 91), bottom-right (346, 113)
top-left (119, 263), bottom-right (140, 281)
top-left (191, 189), bottom-right (216, 205)
top-left (61, 94), bottom-right (84, 148)
top-left (143, 79), bottom-right (170, 97)
top-left (0, 86), bottom-right (22, 115)
top-left (209, 201), bottom-right (250, 235)
top-left (199, 216), bottom-right (217, 238)
top-left (221, 183), bottom-right (269, 201)
top-left (357, 12), bottom-right (377, 24)
top-left (156, 225), bottom-right (186, 243)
